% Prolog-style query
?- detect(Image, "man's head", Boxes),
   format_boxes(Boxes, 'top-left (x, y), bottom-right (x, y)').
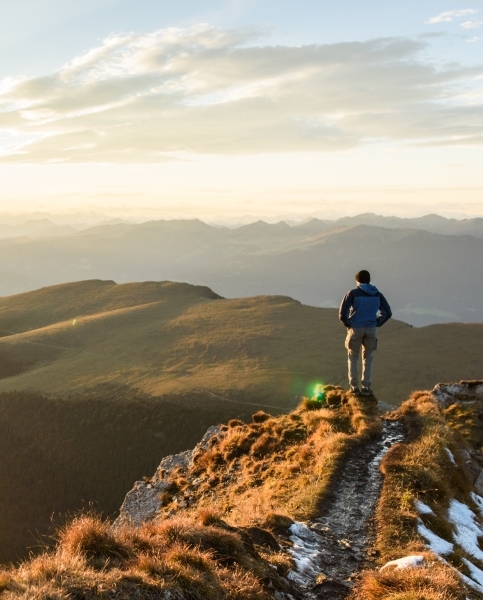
top-left (355, 270), bottom-right (371, 284)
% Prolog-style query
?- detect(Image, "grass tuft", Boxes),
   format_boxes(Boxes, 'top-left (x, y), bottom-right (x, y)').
top-left (252, 411), bottom-right (271, 423)
top-left (356, 561), bottom-right (466, 600)
top-left (57, 514), bottom-right (132, 567)
top-left (300, 397), bottom-right (325, 411)
top-left (260, 513), bottom-right (294, 534)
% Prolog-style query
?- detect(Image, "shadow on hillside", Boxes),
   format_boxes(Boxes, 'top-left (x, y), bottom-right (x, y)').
top-left (0, 385), bottom-right (290, 565)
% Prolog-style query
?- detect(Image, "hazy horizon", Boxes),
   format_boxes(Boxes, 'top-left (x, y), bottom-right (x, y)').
top-left (0, 208), bottom-right (483, 229)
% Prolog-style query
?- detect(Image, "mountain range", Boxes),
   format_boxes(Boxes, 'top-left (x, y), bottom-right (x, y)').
top-left (1, 215), bottom-right (483, 325)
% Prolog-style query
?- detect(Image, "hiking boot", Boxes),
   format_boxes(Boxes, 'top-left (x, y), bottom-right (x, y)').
top-left (350, 385), bottom-right (361, 396)
top-left (361, 386), bottom-right (374, 397)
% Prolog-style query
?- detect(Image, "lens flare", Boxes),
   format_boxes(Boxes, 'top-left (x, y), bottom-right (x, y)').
top-left (307, 381), bottom-right (326, 401)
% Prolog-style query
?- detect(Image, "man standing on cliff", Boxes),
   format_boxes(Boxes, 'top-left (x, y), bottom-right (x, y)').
top-left (339, 270), bottom-right (392, 397)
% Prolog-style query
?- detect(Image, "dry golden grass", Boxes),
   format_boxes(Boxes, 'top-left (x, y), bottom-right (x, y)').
top-left (0, 389), bottom-right (259, 564)
top-left (0, 387), bottom-right (381, 599)
top-left (3, 385), bottom-right (478, 599)
top-left (355, 390), bottom-right (481, 600)
top-left (375, 392), bottom-right (467, 561)
top-left (159, 388), bottom-right (381, 528)
top-left (356, 560), bottom-right (466, 600)
top-left (0, 513), bottom-right (281, 599)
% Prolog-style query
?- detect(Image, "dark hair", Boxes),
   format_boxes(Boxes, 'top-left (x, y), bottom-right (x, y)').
top-left (355, 270), bottom-right (371, 284)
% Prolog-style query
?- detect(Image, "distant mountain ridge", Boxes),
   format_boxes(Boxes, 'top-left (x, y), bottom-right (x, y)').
top-left (296, 213), bottom-right (483, 238)
top-left (0, 215), bottom-right (483, 325)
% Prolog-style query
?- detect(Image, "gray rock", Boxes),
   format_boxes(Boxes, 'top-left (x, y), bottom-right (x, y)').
top-left (156, 450), bottom-right (193, 478)
top-left (197, 425), bottom-right (222, 449)
top-left (114, 425), bottom-right (223, 530)
top-left (113, 479), bottom-right (171, 529)
top-left (155, 425), bottom-right (222, 479)
top-left (475, 471), bottom-right (483, 496)
top-left (432, 382), bottom-right (483, 409)
top-left (466, 461), bottom-right (481, 484)
top-left (377, 401), bottom-right (394, 414)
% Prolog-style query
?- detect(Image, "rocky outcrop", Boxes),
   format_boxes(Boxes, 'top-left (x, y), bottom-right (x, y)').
top-left (114, 425), bottom-right (222, 529)
top-left (432, 381), bottom-right (483, 495)
top-left (432, 380), bottom-right (483, 409)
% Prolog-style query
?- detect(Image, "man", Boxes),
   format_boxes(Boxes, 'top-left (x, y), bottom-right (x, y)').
top-left (339, 270), bottom-right (392, 397)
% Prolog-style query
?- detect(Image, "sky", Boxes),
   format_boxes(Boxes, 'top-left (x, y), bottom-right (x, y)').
top-left (0, 0), bottom-right (482, 222)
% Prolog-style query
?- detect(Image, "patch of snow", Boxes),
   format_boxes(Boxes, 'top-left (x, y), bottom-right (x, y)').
top-left (460, 571), bottom-right (483, 594)
top-left (415, 500), bottom-right (435, 515)
top-left (437, 555), bottom-right (483, 594)
top-left (417, 519), bottom-right (454, 555)
top-left (445, 447), bottom-right (457, 466)
top-left (462, 558), bottom-right (483, 588)
top-left (448, 499), bottom-right (483, 561)
top-left (418, 499), bottom-right (483, 595)
top-left (287, 522), bottom-right (323, 586)
top-left (380, 555), bottom-right (425, 571)
top-left (471, 492), bottom-right (483, 515)
top-left (455, 568), bottom-right (483, 594)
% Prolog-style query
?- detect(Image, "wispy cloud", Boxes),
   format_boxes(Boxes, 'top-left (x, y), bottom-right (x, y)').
top-left (426, 9), bottom-right (477, 24)
top-left (461, 19), bottom-right (483, 28)
top-left (0, 24), bottom-right (482, 163)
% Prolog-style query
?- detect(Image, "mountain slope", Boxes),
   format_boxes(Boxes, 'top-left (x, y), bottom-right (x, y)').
top-left (3, 383), bottom-right (483, 599)
top-left (0, 280), bottom-right (482, 406)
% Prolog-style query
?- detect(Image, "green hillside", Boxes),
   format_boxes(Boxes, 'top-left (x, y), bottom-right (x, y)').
top-left (0, 279), bottom-right (482, 406)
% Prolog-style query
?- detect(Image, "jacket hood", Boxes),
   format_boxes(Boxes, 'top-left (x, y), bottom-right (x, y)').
top-left (358, 283), bottom-right (379, 295)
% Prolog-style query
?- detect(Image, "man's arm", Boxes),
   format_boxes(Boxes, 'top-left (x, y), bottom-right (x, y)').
top-left (339, 291), bottom-right (353, 327)
top-left (376, 293), bottom-right (392, 327)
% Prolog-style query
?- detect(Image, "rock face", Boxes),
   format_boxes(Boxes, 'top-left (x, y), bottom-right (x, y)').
top-left (432, 380), bottom-right (483, 409)
top-left (115, 479), bottom-right (172, 528)
top-left (432, 380), bottom-right (483, 495)
top-left (114, 425), bottom-right (222, 529)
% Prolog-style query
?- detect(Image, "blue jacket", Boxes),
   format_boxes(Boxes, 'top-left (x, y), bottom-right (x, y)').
top-left (339, 283), bottom-right (392, 328)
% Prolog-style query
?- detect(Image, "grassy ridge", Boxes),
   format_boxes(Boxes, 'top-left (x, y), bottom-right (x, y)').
top-left (0, 389), bottom-right (379, 599)
top-left (357, 392), bottom-right (481, 600)
top-left (1, 387), bottom-right (481, 598)
top-left (0, 280), bottom-right (482, 405)
top-left (164, 389), bottom-right (381, 527)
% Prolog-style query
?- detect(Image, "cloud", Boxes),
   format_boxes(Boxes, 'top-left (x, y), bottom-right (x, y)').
top-left (461, 19), bottom-right (483, 28)
top-left (426, 9), bottom-right (477, 23)
top-left (0, 24), bottom-right (482, 163)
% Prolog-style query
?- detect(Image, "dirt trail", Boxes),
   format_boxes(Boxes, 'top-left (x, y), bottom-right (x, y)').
top-left (288, 419), bottom-right (405, 599)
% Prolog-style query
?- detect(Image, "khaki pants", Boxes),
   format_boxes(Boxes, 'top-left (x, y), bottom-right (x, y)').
top-left (345, 327), bottom-right (377, 387)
